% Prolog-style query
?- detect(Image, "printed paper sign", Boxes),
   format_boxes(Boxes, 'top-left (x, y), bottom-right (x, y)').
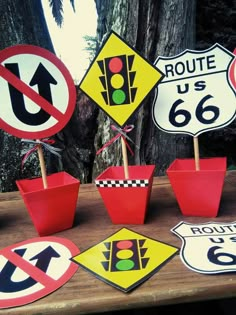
top-left (0, 237), bottom-right (79, 309)
top-left (229, 48), bottom-right (236, 90)
top-left (153, 44), bottom-right (236, 136)
top-left (79, 31), bottom-right (164, 127)
top-left (0, 45), bottom-right (76, 139)
top-left (72, 228), bottom-right (178, 292)
top-left (172, 221), bottom-right (236, 274)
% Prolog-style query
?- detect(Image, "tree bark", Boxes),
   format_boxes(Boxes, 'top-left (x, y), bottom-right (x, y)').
top-left (0, 0), bottom-right (54, 192)
top-left (0, 0), bottom-right (234, 191)
top-left (93, 0), bottom-right (196, 178)
top-left (0, 0), bottom-right (98, 191)
top-left (51, 89), bottom-right (99, 183)
top-left (196, 0), bottom-right (236, 167)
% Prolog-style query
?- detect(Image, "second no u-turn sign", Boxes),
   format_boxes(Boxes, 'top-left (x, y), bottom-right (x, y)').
top-left (0, 45), bottom-right (76, 139)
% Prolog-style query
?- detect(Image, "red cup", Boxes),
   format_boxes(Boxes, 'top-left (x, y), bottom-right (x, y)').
top-left (16, 171), bottom-right (80, 236)
top-left (95, 165), bottom-right (155, 224)
top-left (167, 157), bottom-right (226, 217)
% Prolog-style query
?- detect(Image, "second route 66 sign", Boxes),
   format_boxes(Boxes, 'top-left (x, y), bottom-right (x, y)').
top-left (172, 221), bottom-right (236, 274)
top-left (152, 44), bottom-right (236, 136)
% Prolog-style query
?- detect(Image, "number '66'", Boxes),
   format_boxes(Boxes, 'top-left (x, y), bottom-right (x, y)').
top-left (169, 94), bottom-right (220, 127)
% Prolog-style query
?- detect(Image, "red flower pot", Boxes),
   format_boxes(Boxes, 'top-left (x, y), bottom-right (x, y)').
top-left (167, 158), bottom-right (226, 217)
top-left (16, 172), bottom-right (80, 236)
top-left (95, 165), bottom-right (155, 224)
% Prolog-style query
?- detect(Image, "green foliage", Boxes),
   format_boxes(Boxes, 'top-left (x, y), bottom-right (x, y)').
top-left (83, 35), bottom-right (98, 62)
top-left (48, 0), bottom-right (75, 27)
top-left (70, 0), bottom-right (75, 12)
top-left (227, 164), bottom-right (236, 170)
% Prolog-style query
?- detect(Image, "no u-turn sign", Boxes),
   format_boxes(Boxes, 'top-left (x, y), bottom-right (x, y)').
top-left (0, 237), bottom-right (79, 309)
top-left (0, 45), bottom-right (76, 139)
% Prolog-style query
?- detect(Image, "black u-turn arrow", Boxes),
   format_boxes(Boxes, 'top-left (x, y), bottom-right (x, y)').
top-left (0, 246), bottom-right (61, 293)
top-left (5, 62), bottom-right (57, 126)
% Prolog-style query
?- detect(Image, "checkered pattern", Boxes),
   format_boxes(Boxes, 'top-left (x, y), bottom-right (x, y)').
top-left (95, 179), bottom-right (149, 188)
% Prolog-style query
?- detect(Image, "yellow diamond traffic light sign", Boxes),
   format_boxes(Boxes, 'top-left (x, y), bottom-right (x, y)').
top-left (72, 228), bottom-right (178, 292)
top-left (79, 31), bottom-right (164, 127)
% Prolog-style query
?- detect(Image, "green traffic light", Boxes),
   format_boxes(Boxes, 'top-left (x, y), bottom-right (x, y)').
top-left (116, 259), bottom-right (135, 271)
top-left (112, 89), bottom-right (126, 104)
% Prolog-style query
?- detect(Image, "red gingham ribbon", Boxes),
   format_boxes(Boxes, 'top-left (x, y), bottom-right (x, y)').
top-left (96, 124), bottom-right (135, 156)
top-left (21, 138), bottom-right (61, 168)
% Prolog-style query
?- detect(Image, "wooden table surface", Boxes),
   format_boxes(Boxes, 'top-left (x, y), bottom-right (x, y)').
top-left (1, 171), bottom-right (236, 314)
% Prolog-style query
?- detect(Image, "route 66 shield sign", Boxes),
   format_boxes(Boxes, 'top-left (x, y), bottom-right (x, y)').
top-left (152, 44), bottom-right (236, 136)
top-left (172, 221), bottom-right (236, 274)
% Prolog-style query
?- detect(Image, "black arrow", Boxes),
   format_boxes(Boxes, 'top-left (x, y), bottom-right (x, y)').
top-left (29, 245), bottom-right (60, 273)
top-left (29, 62), bottom-right (57, 105)
top-left (0, 246), bottom-right (61, 293)
top-left (5, 62), bottom-right (57, 126)
top-left (0, 248), bottom-right (36, 293)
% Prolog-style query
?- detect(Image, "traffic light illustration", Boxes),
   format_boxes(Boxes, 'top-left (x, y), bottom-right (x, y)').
top-left (97, 54), bottom-right (137, 106)
top-left (79, 32), bottom-right (163, 127)
top-left (101, 239), bottom-right (149, 272)
top-left (71, 228), bottom-right (178, 292)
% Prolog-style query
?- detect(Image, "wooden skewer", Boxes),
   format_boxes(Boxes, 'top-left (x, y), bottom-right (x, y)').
top-left (193, 136), bottom-right (200, 171)
top-left (121, 137), bottom-right (129, 179)
top-left (36, 140), bottom-right (48, 188)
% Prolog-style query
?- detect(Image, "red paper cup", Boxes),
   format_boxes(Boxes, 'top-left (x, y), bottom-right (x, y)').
top-left (16, 171), bottom-right (80, 236)
top-left (167, 158), bottom-right (226, 217)
top-left (95, 165), bottom-right (155, 224)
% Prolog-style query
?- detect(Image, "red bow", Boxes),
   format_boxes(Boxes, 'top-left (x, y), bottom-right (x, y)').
top-left (21, 138), bottom-right (61, 168)
top-left (96, 125), bottom-right (134, 156)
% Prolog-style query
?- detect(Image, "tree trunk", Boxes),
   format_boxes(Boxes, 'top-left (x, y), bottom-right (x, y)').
top-left (0, 0), bottom-right (234, 191)
top-left (51, 89), bottom-right (99, 183)
top-left (196, 0), bottom-right (236, 167)
top-left (0, 0), bottom-right (98, 191)
top-left (0, 0), bottom-right (54, 192)
top-left (93, 0), bottom-right (196, 178)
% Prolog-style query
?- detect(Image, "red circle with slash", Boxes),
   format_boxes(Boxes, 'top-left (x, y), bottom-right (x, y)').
top-left (0, 237), bottom-right (79, 309)
top-left (0, 45), bottom-right (76, 139)
top-left (229, 48), bottom-right (236, 90)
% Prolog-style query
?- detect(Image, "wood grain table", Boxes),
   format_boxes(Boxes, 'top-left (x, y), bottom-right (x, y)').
top-left (1, 171), bottom-right (236, 314)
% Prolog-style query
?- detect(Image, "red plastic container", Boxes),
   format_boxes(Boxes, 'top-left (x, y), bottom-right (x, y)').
top-left (95, 165), bottom-right (155, 224)
top-left (16, 172), bottom-right (80, 236)
top-left (167, 157), bottom-right (226, 217)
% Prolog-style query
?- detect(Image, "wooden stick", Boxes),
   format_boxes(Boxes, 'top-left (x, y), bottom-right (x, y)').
top-left (36, 140), bottom-right (48, 189)
top-left (121, 137), bottom-right (129, 179)
top-left (193, 136), bottom-right (200, 171)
